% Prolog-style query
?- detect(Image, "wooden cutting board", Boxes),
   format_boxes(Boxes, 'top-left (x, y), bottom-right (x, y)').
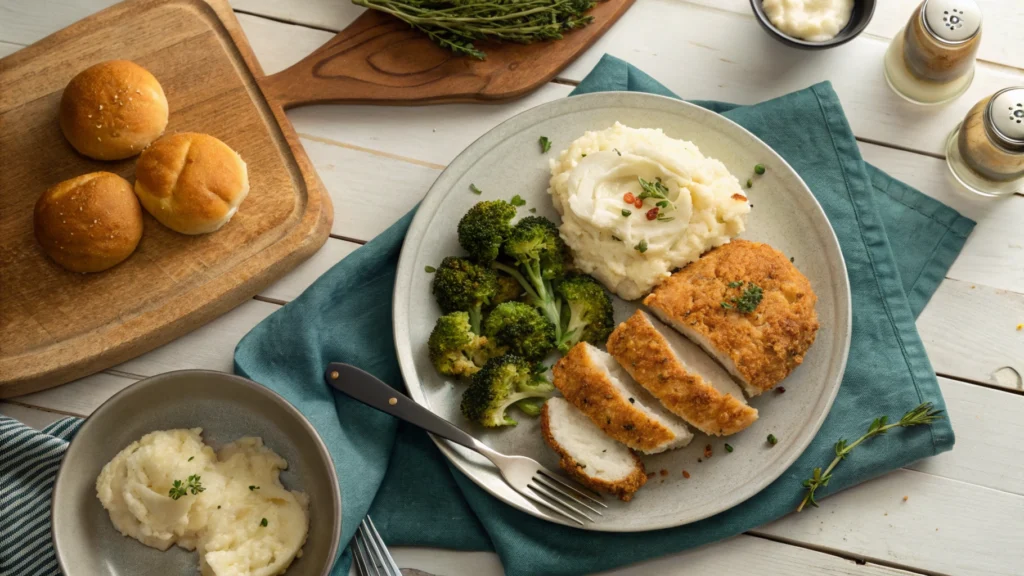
top-left (0, 0), bottom-right (634, 397)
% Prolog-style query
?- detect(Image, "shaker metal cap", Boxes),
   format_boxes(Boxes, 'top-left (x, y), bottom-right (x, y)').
top-left (923, 0), bottom-right (981, 43)
top-left (988, 87), bottom-right (1024, 150)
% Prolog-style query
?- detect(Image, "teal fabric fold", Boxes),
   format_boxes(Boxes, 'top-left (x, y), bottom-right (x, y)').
top-left (232, 54), bottom-right (972, 576)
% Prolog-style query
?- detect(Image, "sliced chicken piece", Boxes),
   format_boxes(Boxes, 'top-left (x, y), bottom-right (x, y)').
top-left (643, 239), bottom-right (819, 396)
top-left (553, 342), bottom-right (693, 454)
top-left (541, 398), bottom-right (647, 502)
top-left (606, 310), bottom-right (758, 436)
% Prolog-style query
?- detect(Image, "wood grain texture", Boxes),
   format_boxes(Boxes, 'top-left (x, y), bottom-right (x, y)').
top-left (0, 0), bottom-right (332, 397)
top-left (259, 0), bottom-right (635, 107)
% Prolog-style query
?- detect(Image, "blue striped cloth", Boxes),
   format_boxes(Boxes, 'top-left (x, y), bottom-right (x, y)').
top-left (1, 416), bottom-right (83, 576)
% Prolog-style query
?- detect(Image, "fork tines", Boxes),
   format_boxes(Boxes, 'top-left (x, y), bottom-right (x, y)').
top-left (525, 469), bottom-right (607, 525)
top-left (350, 516), bottom-right (402, 576)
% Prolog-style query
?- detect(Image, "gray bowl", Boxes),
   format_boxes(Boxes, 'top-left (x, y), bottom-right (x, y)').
top-left (52, 370), bottom-right (341, 576)
top-left (750, 0), bottom-right (876, 50)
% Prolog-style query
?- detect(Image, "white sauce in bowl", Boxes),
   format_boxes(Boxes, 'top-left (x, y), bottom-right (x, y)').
top-left (762, 0), bottom-right (855, 42)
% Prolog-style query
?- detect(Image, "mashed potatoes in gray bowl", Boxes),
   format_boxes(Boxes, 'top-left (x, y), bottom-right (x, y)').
top-left (548, 123), bottom-right (751, 300)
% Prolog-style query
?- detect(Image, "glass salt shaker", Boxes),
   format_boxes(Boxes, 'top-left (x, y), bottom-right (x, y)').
top-left (884, 0), bottom-right (982, 105)
top-left (946, 87), bottom-right (1024, 197)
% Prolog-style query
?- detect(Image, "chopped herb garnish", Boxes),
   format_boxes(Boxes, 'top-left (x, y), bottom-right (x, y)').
top-left (510, 195), bottom-right (526, 207)
top-left (539, 136), bottom-right (552, 153)
top-left (721, 282), bottom-right (763, 314)
top-left (798, 403), bottom-right (944, 512)
top-left (249, 485), bottom-right (260, 491)
top-left (767, 434), bottom-right (778, 446)
top-left (634, 239), bottom-right (648, 253)
top-left (637, 177), bottom-right (671, 204)
top-left (656, 200), bottom-right (669, 209)
top-left (622, 209), bottom-right (632, 217)
top-left (727, 281), bottom-right (743, 288)
top-left (168, 475), bottom-right (204, 500)
top-left (656, 213), bottom-right (674, 222)
top-left (790, 256), bottom-right (795, 263)
top-left (746, 178), bottom-right (753, 188)
top-left (581, 153), bottom-right (587, 158)
top-left (613, 148), bottom-right (622, 156)
top-left (611, 235), bottom-right (622, 242)
top-left (529, 208), bottom-right (537, 213)
top-left (260, 518), bottom-right (268, 527)
top-left (425, 265), bottom-right (436, 273)
top-left (469, 183), bottom-right (483, 195)
top-left (187, 456), bottom-right (194, 462)
top-left (725, 443), bottom-right (734, 453)
top-left (628, 397), bottom-right (635, 404)
top-left (754, 163), bottom-right (766, 175)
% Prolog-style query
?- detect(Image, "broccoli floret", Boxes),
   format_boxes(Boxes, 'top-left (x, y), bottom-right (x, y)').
top-left (482, 302), bottom-right (556, 361)
top-left (432, 257), bottom-right (498, 333)
top-left (493, 216), bottom-right (567, 342)
top-left (461, 355), bottom-right (554, 427)
top-left (488, 273), bottom-right (524, 309)
top-left (428, 312), bottom-right (501, 378)
top-left (556, 274), bottom-right (615, 353)
top-left (457, 200), bottom-right (517, 262)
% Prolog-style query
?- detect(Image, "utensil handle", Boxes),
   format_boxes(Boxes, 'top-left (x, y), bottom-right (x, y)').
top-left (325, 363), bottom-right (491, 455)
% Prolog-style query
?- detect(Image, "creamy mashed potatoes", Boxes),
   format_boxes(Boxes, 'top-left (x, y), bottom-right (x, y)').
top-left (762, 0), bottom-right (854, 42)
top-left (97, 429), bottom-right (309, 576)
top-left (548, 123), bottom-right (750, 300)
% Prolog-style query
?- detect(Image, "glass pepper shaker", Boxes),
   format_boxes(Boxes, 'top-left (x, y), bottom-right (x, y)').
top-left (884, 0), bottom-right (982, 105)
top-left (946, 87), bottom-right (1024, 197)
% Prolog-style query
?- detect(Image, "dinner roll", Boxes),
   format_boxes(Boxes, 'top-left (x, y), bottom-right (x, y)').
top-left (34, 172), bottom-right (144, 273)
top-left (60, 60), bottom-right (169, 161)
top-left (134, 133), bottom-right (249, 235)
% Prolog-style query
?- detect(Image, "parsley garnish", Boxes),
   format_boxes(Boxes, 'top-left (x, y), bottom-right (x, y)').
top-left (725, 443), bottom-right (734, 453)
top-left (656, 213), bottom-right (674, 222)
top-left (529, 207), bottom-right (537, 213)
top-left (746, 178), bottom-right (753, 188)
top-left (767, 434), bottom-right (778, 446)
top-left (539, 136), bottom-right (552, 153)
top-left (469, 183), bottom-right (483, 195)
top-left (260, 518), bottom-right (268, 527)
top-left (634, 239), bottom-right (648, 253)
top-left (622, 209), bottom-right (632, 217)
top-left (187, 456), bottom-right (194, 462)
top-left (721, 282), bottom-right (763, 313)
top-left (168, 475), bottom-right (205, 500)
top-left (510, 195), bottom-right (526, 207)
top-left (249, 485), bottom-right (260, 491)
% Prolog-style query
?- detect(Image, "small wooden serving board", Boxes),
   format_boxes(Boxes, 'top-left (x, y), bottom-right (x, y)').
top-left (0, 0), bottom-right (633, 397)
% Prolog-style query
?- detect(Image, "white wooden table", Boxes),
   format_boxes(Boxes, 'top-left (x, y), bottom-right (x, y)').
top-left (3, 1), bottom-right (1023, 575)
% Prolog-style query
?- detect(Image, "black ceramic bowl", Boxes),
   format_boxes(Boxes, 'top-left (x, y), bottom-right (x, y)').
top-left (750, 0), bottom-right (876, 50)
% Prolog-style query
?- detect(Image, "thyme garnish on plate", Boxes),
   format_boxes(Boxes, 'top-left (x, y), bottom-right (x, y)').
top-left (797, 402), bottom-right (945, 512)
top-left (168, 474), bottom-right (205, 500)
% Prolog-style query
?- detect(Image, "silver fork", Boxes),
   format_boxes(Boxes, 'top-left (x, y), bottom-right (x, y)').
top-left (350, 516), bottom-right (401, 576)
top-left (325, 363), bottom-right (606, 525)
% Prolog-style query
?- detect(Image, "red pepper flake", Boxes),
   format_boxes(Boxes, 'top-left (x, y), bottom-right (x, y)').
top-left (623, 192), bottom-right (636, 204)
top-left (682, 470), bottom-right (690, 479)
top-left (634, 198), bottom-right (644, 209)
top-left (731, 194), bottom-right (747, 201)
top-left (659, 469), bottom-right (668, 477)
top-left (704, 445), bottom-right (713, 458)
top-left (646, 207), bottom-right (659, 221)
top-left (776, 386), bottom-right (786, 394)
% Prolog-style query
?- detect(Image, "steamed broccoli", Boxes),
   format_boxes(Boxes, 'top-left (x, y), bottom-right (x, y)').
top-left (493, 216), bottom-right (567, 342)
top-left (489, 272), bottom-right (524, 309)
top-left (460, 355), bottom-right (554, 427)
top-left (556, 274), bottom-right (615, 353)
top-left (457, 200), bottom-right (517, 262)
top-left (432, 257), bottom-right (498, 333)
top-left (482, 301), bottom-right (556, 361)
top-left (427, 311), bottom-right (501, 378)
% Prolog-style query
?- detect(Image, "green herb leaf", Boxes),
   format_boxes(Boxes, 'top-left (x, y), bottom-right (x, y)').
top-left (529, 207), bottom-right (537, 213)
top-left (249, 485), bottom-right (260, 491)
top-left (581, 153), bottom-right (587, 158)
top-left (613, 148), bottom-right (622, 156)
top-left (767, 434), bottom-right (778, 445)
top-left (510, 195), bottom-right (526, 207)
top-left (634, 239), bottom-right (648, 253)
top-left (746, 178), bottom-right (753, 188)
top-left (187, 456), bottom-right (194, 462)
top-left (621, 209), bottom-right (632, 217)
top-left (169, 475), bottom-right (204, 500)
top-left (539, 136), bottom-right (552, 153)
top-left (469, 183), bottom-right (483, 195)
top-left (754, 163), bottom-right (766, 175)
top-left (260, 517), bottom-right (268, 527)
top-left (725, 443), bottom-right (734, 453)
top-left (727, 281), bottom-right (743, 288)
top-left (424, 265), bottom-right (437, 273)
top-left (611, 235), bottom-right (622, 242)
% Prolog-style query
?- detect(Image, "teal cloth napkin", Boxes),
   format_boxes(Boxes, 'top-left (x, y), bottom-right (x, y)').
top-left (231, 55), bottom-right (973, 575)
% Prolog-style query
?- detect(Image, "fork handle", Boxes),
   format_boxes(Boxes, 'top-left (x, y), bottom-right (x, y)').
top-left (325, 363), bottom-right (495, 457)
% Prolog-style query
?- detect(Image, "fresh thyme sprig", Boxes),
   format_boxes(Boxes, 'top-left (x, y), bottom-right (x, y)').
top-left (797, 402), bottom-right (945, 512)
top-left (168, 474), bottom-right (205, 500)
top-left (352, 0), bottom-right (597, 60)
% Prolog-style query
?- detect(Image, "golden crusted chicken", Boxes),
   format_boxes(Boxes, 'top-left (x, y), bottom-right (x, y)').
top-left (644, 240), bottom-right (819, 396)
top-left (553, 343), bottom-right (693, 454)
top-left (541, 398), bottom-right (648, 502)
top-left (606, 311), bottom-right (758, 436)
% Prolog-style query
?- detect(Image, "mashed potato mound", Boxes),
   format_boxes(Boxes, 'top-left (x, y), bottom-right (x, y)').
top-left (548, 123), bottom-right (750, 300)
top-left (96, 430), bottom-right (309, 576)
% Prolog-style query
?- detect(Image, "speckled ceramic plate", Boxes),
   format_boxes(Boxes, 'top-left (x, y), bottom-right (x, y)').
top-left (393, 92), bottom-right (851, 531)
top-left (51, 370), bottom-right (341, 575)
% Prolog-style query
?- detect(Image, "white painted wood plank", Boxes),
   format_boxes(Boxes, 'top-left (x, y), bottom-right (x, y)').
top-left (0, 40), bottom-right (22, 57)
top-left (682, 0), bottom-right (1024, 70)
top-left (234, 12), bottom-right (335, 76)
top-left (0, 0), bottom-right (114, 46)
top-left (11, 372), bottom-right (139, 417)
top-left (919, 280), bottom-right (1024, 389)
top-left (230, 0), bottom-right (360, 31)
top-left (755, 469), bottom-right (1024, 576)
top-left (0, 402), bottom-right (66, 428)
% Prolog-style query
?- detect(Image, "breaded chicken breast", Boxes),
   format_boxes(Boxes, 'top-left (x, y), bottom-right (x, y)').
top-left (644, 240), bottom-right (818, 396)
top-left (541, 398), bottom-right (647, 501)
top-left (607, 311), bottom-right (758, 436)
top-left (553, 343), bottom-right (693, 454)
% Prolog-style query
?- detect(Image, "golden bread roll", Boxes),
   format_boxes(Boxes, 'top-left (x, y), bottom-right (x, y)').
top-left (134, 132), bottom-right (249, 235)
top-left (60, 60), bottom-right (169, 160)
top-left (34, 172), bottom-right (144, 273)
